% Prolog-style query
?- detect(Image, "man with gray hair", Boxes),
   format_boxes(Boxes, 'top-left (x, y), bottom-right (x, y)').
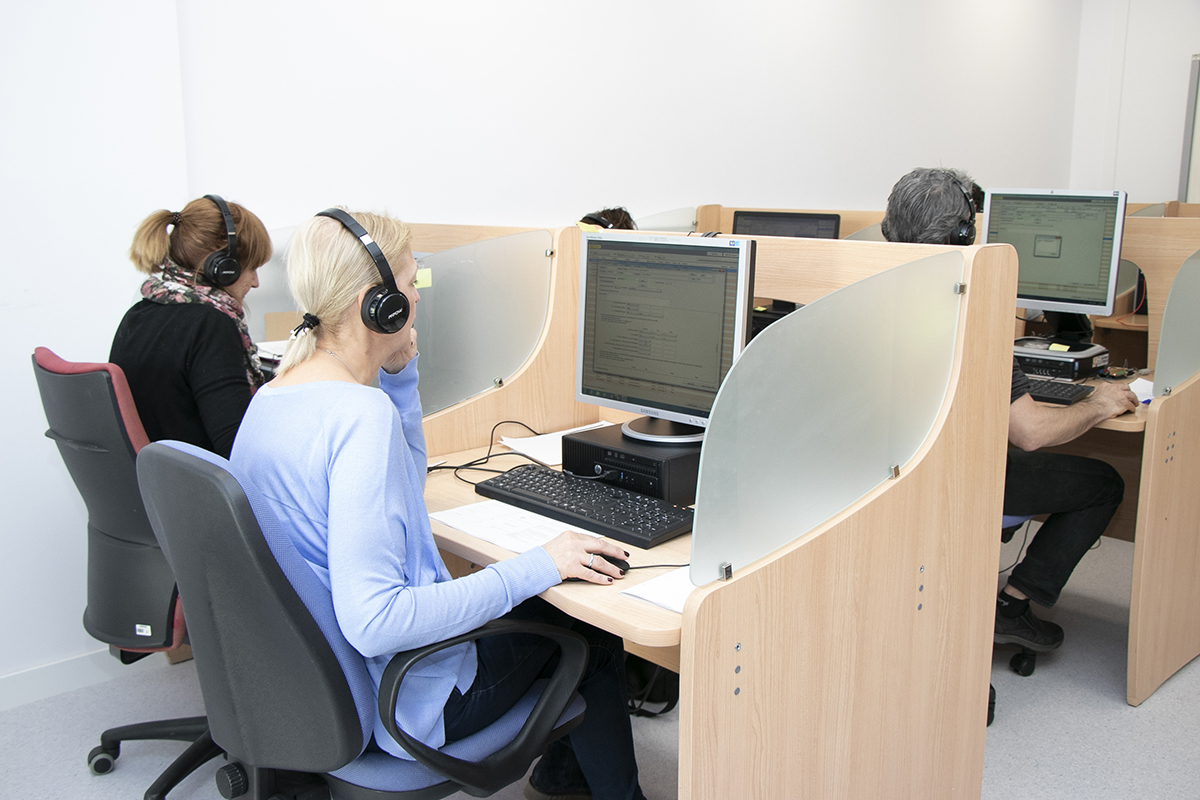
top-left (882, 167), bottom-right (1138, 666)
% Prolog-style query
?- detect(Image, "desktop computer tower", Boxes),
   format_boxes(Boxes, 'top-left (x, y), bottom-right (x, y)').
top-left (561, 424), bottom-right (701, 506)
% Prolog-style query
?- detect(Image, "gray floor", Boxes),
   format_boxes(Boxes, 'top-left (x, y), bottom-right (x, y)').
top-left (2, 533), bottom-right (1197, 799)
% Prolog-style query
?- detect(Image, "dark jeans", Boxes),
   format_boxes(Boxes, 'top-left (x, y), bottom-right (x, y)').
top-left (1003, 448), bottom-right (1124, 606)
top-left (442, 597), bottom-right (644, 800)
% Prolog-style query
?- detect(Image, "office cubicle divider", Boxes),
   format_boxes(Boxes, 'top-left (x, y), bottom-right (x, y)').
top-left (1151, 247), bottom-right (1200, 396)
top-left (1128, 244), bottom-right (1200, 706)
top-left (691, 251), bottom-right (965, 584)
top-left (415, 231), bottom-right (553, 416)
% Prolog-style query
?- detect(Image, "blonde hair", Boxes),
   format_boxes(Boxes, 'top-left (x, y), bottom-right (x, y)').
top-left (278, 209), bottom-right (412, 376)
top-left (129, 196), bottom-right (272, 278)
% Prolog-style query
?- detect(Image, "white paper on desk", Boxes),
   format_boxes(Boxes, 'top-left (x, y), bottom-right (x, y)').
top-left (499, 421), bottom-right (612, 466)
top-left (1131, 377), bottom-right (1155, 403)
top-left (619, 567), bottom-right (693, 615)
top-left (257, 340), bottom-right (288, 361)
top-left (430, 500), bottom-right (596, 554)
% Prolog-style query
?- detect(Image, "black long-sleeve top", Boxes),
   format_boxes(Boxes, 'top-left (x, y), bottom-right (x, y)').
top-left (109, 300), bottom-right (253, 458)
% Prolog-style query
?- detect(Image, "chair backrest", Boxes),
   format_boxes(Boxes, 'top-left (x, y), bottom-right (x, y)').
top-left (136, 441), bottom-right (375, 773)
top-left (32, 347), bottom-right (180, 651)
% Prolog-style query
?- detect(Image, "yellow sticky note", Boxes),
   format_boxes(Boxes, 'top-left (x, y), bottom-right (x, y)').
top-left (1048, 343), bottom-right (1070, 352)
top-left (415, 267), bottom-right (432, 289)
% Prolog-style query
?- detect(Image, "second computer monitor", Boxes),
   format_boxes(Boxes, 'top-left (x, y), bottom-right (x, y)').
top-left (731, 210), bottom-right (840, 240)
top-left (982, 189), bottom-right (1127, 319)
top-left (576, 232), bottom-right (756, 443)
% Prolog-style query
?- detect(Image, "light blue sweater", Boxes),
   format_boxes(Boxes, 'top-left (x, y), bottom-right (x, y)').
top-left (231, 356), bottom-right (561, 758)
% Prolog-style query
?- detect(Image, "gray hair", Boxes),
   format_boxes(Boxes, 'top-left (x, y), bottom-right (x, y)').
top-left (881, 168), bottom-right (976, 245)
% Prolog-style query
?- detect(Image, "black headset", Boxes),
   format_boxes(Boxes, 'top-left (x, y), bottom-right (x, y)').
top-left (947, 174), bottom-right (977, 246)
top-left (201, 194), bottom-right (243, 287)
top-left (315, 208), bottom-right (410, 334)
top-left (580, 211), bottom-right (615, 228)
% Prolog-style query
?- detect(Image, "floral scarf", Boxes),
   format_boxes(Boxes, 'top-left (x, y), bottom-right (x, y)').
top-left (141, 260), bottom-right (265, 389)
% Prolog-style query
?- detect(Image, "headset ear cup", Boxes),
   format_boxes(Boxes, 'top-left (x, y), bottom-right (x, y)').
top-left (361, 284), bottom-right (410, 334)
top-left (203, 249), bottom-right (242, 287)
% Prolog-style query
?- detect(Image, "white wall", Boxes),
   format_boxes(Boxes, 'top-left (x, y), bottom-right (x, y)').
top-left (1071, 0), bottom-right (1200, 197)
top-left (2, 0), bottom-right (1193, 709)
top-left (0, 2), bottom-right (189, 707)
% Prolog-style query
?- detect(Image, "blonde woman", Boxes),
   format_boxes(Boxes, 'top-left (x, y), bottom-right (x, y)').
top-left (232, 208), bottom-right (646, 800)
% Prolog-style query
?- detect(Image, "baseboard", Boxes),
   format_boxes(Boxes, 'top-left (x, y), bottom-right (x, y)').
top-left (0, 647), bottom-right (166, 712)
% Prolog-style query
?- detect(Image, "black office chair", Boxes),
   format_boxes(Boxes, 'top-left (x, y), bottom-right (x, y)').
top-left (135, 440), bottom-right (588, 800)
top-left (31, 347), bottom-right (221, 800)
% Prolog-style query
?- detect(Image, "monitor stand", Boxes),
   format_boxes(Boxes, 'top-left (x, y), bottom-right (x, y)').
top-left (621, 416), bottom-right (705, 444)
top-left (1040, 311), bottom-right (1094, 345)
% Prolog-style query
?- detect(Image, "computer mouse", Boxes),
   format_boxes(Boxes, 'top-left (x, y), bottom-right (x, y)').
top-left (564, 553), bottom-right (630, 582)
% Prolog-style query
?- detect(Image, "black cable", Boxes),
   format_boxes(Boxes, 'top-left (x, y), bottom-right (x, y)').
top-left (626, 564), bottom-right (689, 571)
top-left (998, 521), bottom-right (1033, 574)
top-left (425, 419), bottom-right (552, 483)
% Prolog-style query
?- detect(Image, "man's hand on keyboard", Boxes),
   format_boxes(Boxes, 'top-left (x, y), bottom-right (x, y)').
top-left (543, 532), bottom-right (630, 585)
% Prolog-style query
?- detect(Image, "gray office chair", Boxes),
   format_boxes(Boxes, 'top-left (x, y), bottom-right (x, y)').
top-left (32, 347), bottom-right (219, 800)
top-left (135, 440), bottom-right (588, 800)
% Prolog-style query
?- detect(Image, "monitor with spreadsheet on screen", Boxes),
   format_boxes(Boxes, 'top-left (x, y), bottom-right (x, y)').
top-left (576, 232), bottom-right (756, 443)
top-left (982, 189), bottom-right (1127, 333)
top-left (731, 210), bottom-right (840, 239)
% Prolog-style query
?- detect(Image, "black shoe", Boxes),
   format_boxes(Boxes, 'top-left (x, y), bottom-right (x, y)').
top-left (995, 605), bottom-right (1064, 652)
top-left (524, 739), bottom-right (591, 800)
top-left (987, 684), bottom-right (996, 727)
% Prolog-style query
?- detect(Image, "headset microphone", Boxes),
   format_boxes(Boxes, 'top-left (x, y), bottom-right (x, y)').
top-left (201, 194), bottom-right (243, 287)
top-left (315, 208), bottom-right (410, 334)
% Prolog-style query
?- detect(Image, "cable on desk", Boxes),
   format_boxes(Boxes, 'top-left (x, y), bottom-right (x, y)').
top-left (626, 564), bottom-right (689, 571)
top-left (425, 419), bottom-right (552, 483)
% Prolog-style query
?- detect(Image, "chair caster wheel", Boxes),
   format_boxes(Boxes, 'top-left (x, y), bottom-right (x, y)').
top-left (88, 745), bottom-right (118, 775)
top-left (217, 762), bottom-right (249, 798)
top-left (1010, 649), bottom-right (1037, 677)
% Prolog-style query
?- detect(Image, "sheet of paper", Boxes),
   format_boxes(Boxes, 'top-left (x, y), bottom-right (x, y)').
top-left (430, 500), bottom-right (595, 554)
top-left (499, 421), bottom-right (612, 466)
top-left (619, 567), bottom-right (694, 615)
top-left (1131, 377), bottom-right (1155, 403)
top-left (257, 340), bottom-right (288, 361)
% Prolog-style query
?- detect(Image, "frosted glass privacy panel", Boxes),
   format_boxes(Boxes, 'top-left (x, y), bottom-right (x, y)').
top-left (1153, 247), bottom-right (1200, 396)
top-left (844, 222), bottom-right (886, 241)
top-left (416, 230), bottom-right (553, 415)
top-left (634, 207), bottom-right (697, 233)
top-left (690, 251), bottom-right (965, 586)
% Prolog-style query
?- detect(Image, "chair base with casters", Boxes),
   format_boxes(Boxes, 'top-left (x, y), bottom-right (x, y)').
top-left (997, 513), bottom-right (1041, 676)
top-left (32, 348), bottom-right (219, 800)
top-left (136, 441), bottom-right (589, 800)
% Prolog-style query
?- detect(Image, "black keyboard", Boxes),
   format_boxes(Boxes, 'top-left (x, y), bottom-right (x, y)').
top-left (1027, 378), bottom-right (1095, 405)
top-left (474, 464), bottom-right (693, 549)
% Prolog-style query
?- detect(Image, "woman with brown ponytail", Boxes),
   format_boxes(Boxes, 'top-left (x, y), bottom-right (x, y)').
top-left (109, 195), bottom-right (272, 458)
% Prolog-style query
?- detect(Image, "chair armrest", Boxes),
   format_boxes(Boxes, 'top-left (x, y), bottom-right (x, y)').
top-left (377, 619), bottom-right (587, 795)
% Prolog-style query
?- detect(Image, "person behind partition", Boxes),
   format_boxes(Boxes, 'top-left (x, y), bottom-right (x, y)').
top-left (230, 208), bottom-right (647, 800)
top-left (110, 195), bottom-right (272, 459)
top-left (881, 167), bottom-right (1138, 655)
top-left (579, 207), bottom-right (636, 230)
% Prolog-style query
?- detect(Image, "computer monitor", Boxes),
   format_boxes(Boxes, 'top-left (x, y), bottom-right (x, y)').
top-left (576, 232), bottom-right (756, 443)
top-left (982, 189), bottom-right (1127, 339)
top-left (731, 210), bottom-right (840, 239)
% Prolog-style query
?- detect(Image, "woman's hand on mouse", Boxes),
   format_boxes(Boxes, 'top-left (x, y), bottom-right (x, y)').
top-left (543, 532), bottom-right (629, 585)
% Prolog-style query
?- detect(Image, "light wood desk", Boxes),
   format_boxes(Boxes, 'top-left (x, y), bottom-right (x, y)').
top-left (419, 227), bottom-right (1018, 799)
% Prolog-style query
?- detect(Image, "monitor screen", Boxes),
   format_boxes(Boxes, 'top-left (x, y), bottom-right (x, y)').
top-left (576, 233), bottom-right (756, 438)
top-left (731, 211), bottom-right (840, 239)
top-left (982, 189), bottom-right (1126, 317)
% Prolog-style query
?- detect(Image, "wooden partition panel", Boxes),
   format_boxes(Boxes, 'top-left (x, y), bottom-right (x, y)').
top-left (695, 204), bottom-right (884, 238)
top-left (1128, 370), bottom-right (1200, 705)
top-left (1119, 217), bottom-right (1200, 367)
top-left (677, 243), bottom-right (1015, 800)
